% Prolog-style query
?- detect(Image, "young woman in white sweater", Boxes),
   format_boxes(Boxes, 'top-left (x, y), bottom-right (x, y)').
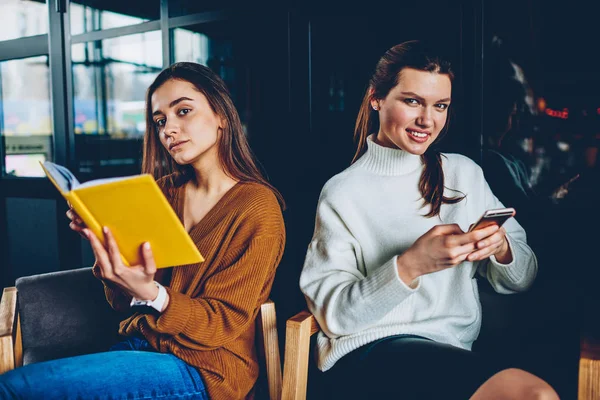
top-left (299, 41), bottom-right (558, 399)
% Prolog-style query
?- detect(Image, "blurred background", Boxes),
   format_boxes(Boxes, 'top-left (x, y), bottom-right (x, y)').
top-left (0, 0), bottom-right (597, 398)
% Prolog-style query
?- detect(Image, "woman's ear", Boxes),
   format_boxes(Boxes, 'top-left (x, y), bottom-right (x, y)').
top-left (368, 88), bottom-right (380, 111)
top-left (219, 117), bottom-right (227, 131)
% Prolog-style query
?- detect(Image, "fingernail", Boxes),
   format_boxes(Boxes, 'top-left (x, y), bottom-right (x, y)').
top-left (144, 242), bottom-right (151, 251)
top-left (103, 226), bottom-right (108, 234)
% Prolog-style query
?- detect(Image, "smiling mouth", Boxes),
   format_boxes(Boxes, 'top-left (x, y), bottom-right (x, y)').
top-left (406, 129), bottom-right (430, 139)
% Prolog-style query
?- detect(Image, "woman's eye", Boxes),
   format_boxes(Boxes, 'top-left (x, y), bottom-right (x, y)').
top-left (436, 103), bottom-right (449, 110)
top-left (155, 118), bottom-right (166, 127)
top-left (404, 98), bottom-right (419, 106)
top-left (178, 108), bottom-right (191, 116)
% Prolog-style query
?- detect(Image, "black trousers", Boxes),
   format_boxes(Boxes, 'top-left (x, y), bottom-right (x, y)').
top-left (323, 335), bottom-right (506, 400)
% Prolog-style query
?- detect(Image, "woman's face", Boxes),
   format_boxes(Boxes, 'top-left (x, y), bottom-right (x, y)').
top-left (151, 79), bottom-right (223, 168)
top-left (372, 68), bottom-right (452, 155)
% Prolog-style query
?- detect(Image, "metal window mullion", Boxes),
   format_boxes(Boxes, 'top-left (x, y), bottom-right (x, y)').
top-left (48, 0), bottom-right (82, 271)
top-left (0, 35), bottom-right (49, 62)
top-left (71, 20), bottom-right (161, 44)
top-left (168, 10), bottom-right (236, 29)
top-left (48, 0), bottom-right (74, 167)
top-left (94, 41), bottom-right (109, 136)
top-left (0, 67), bottom-right (5, 176)
top-left (161, 0), bottom-right (170, 68)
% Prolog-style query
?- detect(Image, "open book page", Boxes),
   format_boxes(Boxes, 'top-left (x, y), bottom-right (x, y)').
top-left (42, 161), bottom-right (80, 192)
top-left (43, 161), bottom-right (135, 191)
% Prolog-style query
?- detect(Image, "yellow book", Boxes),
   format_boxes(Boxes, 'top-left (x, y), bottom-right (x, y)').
top-left (40, 161), bottom-right (204, 269)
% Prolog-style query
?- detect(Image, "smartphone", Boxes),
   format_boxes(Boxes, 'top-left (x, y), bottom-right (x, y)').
top-left (468, 207), bottom-right (516, 232)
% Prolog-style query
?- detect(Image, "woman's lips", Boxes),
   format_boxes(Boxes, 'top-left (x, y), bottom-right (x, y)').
top-left (170, 141), bottom-right (188, 151)
top-left (406, 129), bottom-right (430, 143)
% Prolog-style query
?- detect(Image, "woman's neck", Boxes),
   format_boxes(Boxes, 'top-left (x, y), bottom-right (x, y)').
top-left (188, 165), bottom-right (237, 196)
top-left (187, 149), bottom-right (238, 195)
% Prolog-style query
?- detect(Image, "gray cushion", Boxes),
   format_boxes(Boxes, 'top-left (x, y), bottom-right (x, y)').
top-left (16, 267), bottom-right (123, 365)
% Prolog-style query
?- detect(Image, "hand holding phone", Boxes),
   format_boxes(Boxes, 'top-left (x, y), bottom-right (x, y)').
top-left (468, 207), bottom-right (516, 232)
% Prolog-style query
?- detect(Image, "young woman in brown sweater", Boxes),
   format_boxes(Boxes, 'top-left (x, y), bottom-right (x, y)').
top-left (0, 62), bottom-right (285, 400)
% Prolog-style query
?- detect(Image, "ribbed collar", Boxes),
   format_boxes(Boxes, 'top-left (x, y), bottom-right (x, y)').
top-left (357, 134), bottom-right (423, 176)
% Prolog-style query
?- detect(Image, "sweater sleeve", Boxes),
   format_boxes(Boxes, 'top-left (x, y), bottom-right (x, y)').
top-left (91, 262), bottom-right (133, 313)
top-left (145, 233), bottom-right (285, 350)
top-left (300, 194), bottom-right (419, 339)
top-left (475, 165), bottom-right (538, 293)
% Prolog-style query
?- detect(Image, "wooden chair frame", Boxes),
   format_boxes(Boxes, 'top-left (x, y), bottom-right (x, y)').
top-left (0, 287), bottom-right (282, 400)
top-left (281, 310), bottom-right (319, 400)
top-left (579, 333), bottom-right (600, 400)
top-left (280, 308), bottom-right (598, 400)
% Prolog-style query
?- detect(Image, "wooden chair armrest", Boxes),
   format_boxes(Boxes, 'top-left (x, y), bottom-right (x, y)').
top-left (579, 332), bottom-right (600, 399)
top-left (0, 287), bottom-right (22, 373)
top-left (257, 299), bottom-right (282, 400)
top-left (282, 310), bottom-right (320, 400)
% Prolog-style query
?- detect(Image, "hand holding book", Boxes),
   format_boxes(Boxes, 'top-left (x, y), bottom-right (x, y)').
top-left (41, 161), bottom-right (204, 269)
top-left (86, 226), bottom-right (163, 302)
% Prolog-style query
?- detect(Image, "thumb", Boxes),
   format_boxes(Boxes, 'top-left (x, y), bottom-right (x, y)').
top-left (141, 242), bottom-right (157, 275)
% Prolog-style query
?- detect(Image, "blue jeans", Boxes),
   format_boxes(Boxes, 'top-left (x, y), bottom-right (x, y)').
top-left (0, 337), bottom-right (209, 399)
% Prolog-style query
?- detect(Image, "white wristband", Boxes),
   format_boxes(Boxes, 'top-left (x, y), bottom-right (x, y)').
top-left (130, 282), bottom-right (167, 312)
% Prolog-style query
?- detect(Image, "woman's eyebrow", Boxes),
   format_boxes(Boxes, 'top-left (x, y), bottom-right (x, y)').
top-left (152, 96), bottom-right (194, 116)
top-left (401, 91), bottom-right (451, 103)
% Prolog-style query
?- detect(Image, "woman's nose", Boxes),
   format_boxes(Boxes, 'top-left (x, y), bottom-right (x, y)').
top-left (164, 119), bottom-right (180, 136)
top-left (416, 107), bottom-right (433, 127)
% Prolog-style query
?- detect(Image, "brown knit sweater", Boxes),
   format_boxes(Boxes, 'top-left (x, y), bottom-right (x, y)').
top-left (92, 177), bottom-right (285, 400)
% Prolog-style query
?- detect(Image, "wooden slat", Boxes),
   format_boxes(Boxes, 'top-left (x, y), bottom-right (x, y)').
top-left (0, 287), bottom-right (17, 374)
top-left (257, 300), bottom-right (282, 400)
top-left (281, 311), bottom-right (319, 400)
top-left (580, 334), bottom-right (600, 399)
top-left (14, 314), bottom-right (22, 368)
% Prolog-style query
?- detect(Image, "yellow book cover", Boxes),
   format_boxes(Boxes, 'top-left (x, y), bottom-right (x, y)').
top-left (40, 161), bottom-right (204, 269)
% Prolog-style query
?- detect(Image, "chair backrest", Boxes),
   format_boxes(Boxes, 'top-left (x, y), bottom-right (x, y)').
top-left (281, 310), bottom-right (320, 400)
top-left (15, 267), bottom-right (122, 365)
top-left (255, 300), bottom-right (283, 400)
top-left (0, 270), bottom-right (283, 400)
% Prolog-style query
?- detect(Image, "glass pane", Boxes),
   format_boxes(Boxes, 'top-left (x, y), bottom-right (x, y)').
top-left (172, 23), bottom-right (247, 132)
top-left (168, 0), bottom-right (242, 17)
top-left (0, 56), bottom-right (52, 177)
top-left (0, 0), bottom-right (48, 42)
top-left (169, 16), bottom-right (290, 202)
top-left (71, 31), bottom-right (162, 179)
top-left (70, 0), bottom-right (159, 35)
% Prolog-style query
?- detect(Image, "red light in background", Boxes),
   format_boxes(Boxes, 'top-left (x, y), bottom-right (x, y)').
top-left (545, 107), bottom-right (569, 119)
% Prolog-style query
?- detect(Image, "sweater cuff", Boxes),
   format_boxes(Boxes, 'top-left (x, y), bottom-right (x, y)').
top-left (366, 256), bottom-right (420, 303)
top-left (489, 235), bottom-right (525, 282)
top-left (154, 287), bottom-right (192, 335)
top-left (392, 255), bottom-right (422, 290)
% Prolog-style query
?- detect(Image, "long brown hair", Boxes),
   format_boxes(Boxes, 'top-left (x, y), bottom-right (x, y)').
top-left (353, 40), bottom-right (464, 217)
top-left (142, 62), bottom-right (285, 208)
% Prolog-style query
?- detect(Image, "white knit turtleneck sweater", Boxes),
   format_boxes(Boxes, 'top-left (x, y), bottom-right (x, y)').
top-left (300, 136), bottom-right (537, 371)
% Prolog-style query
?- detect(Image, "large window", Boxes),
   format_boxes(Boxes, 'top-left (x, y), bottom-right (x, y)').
top-left (72, 31), bottom-right (161, 178)
top-left (0, 0), bottom-right (48, 42)
top-left (172, 23), bottom-right (247, 128)
top-left (1, 56), bottom-right (52, 177)
top-left (70, 0), bottom-right (159, 35)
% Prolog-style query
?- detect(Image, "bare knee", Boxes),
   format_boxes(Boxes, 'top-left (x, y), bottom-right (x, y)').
top-left (502, 368), bottom-right (559, 400)
top-left (471, 368), bottom-right (559, 400)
